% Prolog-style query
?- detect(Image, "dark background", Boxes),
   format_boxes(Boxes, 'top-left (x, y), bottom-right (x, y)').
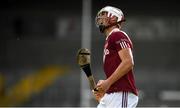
top-left (0, 0), bottom-right (180, 107)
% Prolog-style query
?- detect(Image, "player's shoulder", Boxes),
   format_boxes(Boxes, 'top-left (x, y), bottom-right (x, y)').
top-left (110, 30), bottom-right (129, 40)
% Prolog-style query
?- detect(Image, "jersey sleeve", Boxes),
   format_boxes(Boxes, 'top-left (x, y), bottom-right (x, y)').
top-left (111, 32), bottom-right (132, 51)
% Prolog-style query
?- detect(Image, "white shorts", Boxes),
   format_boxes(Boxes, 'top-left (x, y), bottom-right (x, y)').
top-left (97, 91), bottom-right (138, 108)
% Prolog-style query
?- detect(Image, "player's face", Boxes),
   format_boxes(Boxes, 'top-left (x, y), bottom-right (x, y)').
top-left (96, 12), bottom-right (109, 27)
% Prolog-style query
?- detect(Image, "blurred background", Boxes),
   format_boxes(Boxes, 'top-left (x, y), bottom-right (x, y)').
top-left (0, 0), bottom-right (180, 107)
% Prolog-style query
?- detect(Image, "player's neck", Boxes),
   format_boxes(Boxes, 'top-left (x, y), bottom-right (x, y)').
top-left (104, 26), bottom-right (120, 39)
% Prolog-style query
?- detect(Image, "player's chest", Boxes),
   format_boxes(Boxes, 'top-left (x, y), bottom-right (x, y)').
top-left (104, 41), bottom-right (116, 55)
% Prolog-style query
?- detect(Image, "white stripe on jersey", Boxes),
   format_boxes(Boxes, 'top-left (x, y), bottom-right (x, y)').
top-left (123, 41), bottom-right (127, 48)
top-left (120, 41), bottom-right (129, 49)
top-left (120, 42), bottom-right (124, 48)
top-left (122, 42), bottom-right (126, 48)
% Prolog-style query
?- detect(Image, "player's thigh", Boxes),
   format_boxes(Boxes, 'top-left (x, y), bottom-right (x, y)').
top-left (127, 92), bottom-right (139, 107)
top-left (101, 92), bottom-right (122, 108)
top-left (97, 94), bottom-right (107, 108)
top-left (97, 103), bottom-right (106, 108)
top-left (97, 92), bottom-right (138, 108)
top-left (105, 92), bottom-right (138, 108)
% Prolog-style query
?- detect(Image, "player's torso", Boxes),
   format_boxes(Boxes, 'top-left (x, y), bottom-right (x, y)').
top-left (103, 30), bottom-right (138, 95)
top-left (103, 30), bottom-right (132, 77)
top-left (103, 39), bottom-right (120, 77)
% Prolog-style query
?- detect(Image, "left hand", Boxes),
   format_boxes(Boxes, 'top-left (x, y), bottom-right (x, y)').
top-left (92, 89), bottom-right (105, 102)
top-left (96, 79), bottom-right (111, 93)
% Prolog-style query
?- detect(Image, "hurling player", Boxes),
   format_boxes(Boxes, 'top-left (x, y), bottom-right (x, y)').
top-left (93, 6), bottom-right (139, 108)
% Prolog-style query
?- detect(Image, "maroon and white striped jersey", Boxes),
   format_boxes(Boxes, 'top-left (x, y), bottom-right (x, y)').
top-left (103, 28), bottom-right (138, 95)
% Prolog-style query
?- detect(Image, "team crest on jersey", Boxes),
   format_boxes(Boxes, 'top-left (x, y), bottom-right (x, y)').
top-left (104, 49), bottom-right (109, 55)
top-left (103, 42), bottom-right (109, 63)
top-left (103, 48), bottom-right (109, 63)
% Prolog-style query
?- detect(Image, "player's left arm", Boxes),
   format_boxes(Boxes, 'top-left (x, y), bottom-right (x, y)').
top-left (97, 47), bottom-right (134, 92)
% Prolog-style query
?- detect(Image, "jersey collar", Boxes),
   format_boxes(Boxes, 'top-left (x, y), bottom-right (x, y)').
top-left (106, 28), bottom-right (120, 40)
